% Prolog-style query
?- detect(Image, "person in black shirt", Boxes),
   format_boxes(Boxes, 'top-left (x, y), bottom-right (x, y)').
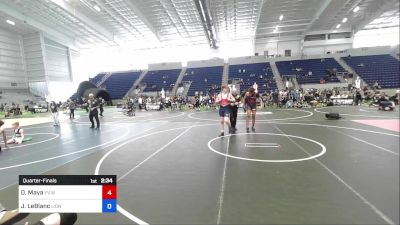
top-left (49, 101), bottom-right (59, 126)
top-left (355, 91), bottom-right (362, 106)
top-left (88, 94), bottom-right (100, 129)
top-left (68, 99), bottom-right (76, 119)
top-left (126, 98), bottom-right (135, 116)
top-left (243, 87), bottom-right (260, 132)
top-left (194, 96), bottom-right (200, 111)
top-left (230, 90), bottom-right (240, 133)
top-left (99, 97), bottom-right (105, 117)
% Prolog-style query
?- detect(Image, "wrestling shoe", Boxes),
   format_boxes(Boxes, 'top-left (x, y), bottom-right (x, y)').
top-left (252, 126), bottom-right (256, 132)
top-left (219, 132), bottom-right (224, 137)
top-left (246, 128), bottom-right (250, 133)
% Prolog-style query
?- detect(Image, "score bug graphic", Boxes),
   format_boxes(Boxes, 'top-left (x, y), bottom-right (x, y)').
top-left (102, 185), bottom-right (117, 213)
top-left (19, 175), bottom-right (117, 213)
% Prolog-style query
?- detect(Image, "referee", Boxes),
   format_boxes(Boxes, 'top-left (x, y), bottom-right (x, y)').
top-left (88, 93), bottom-right (100, 129)
top-left (230, 90), bottom-right (240, 133)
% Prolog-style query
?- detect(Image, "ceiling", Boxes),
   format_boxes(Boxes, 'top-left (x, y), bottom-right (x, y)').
top-left (0, 0), bottom-right (397, 49)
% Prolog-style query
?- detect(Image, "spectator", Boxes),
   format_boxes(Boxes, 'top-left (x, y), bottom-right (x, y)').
top-left (373, 81), bottom-right (381, 90)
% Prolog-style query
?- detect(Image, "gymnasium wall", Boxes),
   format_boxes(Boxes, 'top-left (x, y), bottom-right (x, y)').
top-left (254, 41), bottom-right (302, 57)
top-left (302, 38), bottom-right (353, 55)
top-left (0, 27), bottom-right (27, 89)
top-left (346, 46), bottom-right (393, 56)
top-left (0, 28), bottom-right (73, 98)
top-left (186, 58), bottom-right (224, 68)
top-left (228, 55), bottom-right (267, 65)
top-left (43, 37), bottom-right (72, 82)
top-left (254, 29), bottom-right (355, 57)
top-left (23, 32), bottom-right (47, 97)
top-left (24, 34), bottom-right (73, 98)
top-left (23, 32), bottom-right (45, 82)
top-left (148, 62), bottom-right (182, 71)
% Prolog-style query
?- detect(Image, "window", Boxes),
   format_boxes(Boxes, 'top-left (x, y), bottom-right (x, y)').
top-left (328, 32), bottom-right (352, 39)
top-left (304, 34), bottom-right (326, 41)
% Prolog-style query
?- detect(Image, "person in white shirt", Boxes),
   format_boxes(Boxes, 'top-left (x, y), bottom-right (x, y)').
top-left (355, 76), bottom-right (361, 89)
top-left (161, 88), bottom-right (166, 99)
top-left (49, 101), bottom-right (59, 126)
top-left (177, 86), bottom-right (184, 95)
top-left (7, 122), bottom-right (24, 144)
top-left (252, 82), bottom-right (258, 93)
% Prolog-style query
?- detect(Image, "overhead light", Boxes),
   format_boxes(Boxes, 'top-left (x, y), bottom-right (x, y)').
top-left (93, 5), bottom-right (101, 12)
top-left (342, 17), bottom-right (348, 23)
top-left (333, 30), bottom-right (338, 33)
top-left (336, 24), bottom-right (341, 29)
top-left (6, 19), bottom-right (15, 26)
top-left (353, 6), bottom-right (360, 13)
top-left (275, 25), bottom-right (279, 29)
top-left (279, 14), bottom-right (283, 21)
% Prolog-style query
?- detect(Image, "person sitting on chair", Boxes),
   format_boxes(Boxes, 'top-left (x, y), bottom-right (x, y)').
top-left (7, 122), bottom-right (24, 144)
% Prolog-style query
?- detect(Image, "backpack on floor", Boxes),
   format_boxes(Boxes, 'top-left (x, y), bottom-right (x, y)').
top-left (325, 113), bottom-right (341, 119)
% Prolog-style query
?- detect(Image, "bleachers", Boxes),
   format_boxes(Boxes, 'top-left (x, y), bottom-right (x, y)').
top-left (89, 73), bottom-right (106, 86)
top-left (102, 71), bottom-right (141, 99)
top-left (341, 54), bottom-right (400, 88)
top-left (229, 62), bottom-right (276, 93)
top-left (141, 69), bottom-right (181, 92)
top-left (276, 58), bottom-right (344, 84)
top-left (182, 66), bottom-right (223, 96)
top-left (82, 54), bottom-right (399, 100)
top-left (0, 91), bottom-right (43, 106)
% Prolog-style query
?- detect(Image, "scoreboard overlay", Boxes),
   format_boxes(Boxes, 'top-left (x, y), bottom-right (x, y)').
top-left (19, 175), bottom-right (117, 213)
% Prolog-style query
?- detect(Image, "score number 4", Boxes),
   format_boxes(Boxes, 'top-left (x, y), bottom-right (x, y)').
top-left (102, 185), bottom-right (117, 199)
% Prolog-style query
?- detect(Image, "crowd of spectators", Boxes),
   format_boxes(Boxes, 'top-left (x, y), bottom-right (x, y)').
top-left (0, 103), bottom-right (23, 117)
top-left (126, 85), bottom-right (399, 112)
